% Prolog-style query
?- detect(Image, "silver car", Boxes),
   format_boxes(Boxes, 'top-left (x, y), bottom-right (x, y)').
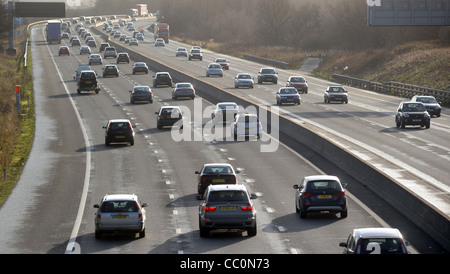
top-left (198, 184), bottom-right (257, 237)
top-left (339, 228), bottom-right (410, 254)
top-left (206, 63), bottom-right (223, 77)
top-left (79, 45), bottom-right (91, 55)
top-left (231, 113), bottom-right (262, 140)
top-left (172, 82), bottom-right (195, 99)
top-left (88, 53), bottom-right (102, 65)
top-left (276, 87), bottom-right (300, 105)
top-left (234, 73), bottom-right (254, 89)
top-left (93, 194), bottom-right (148, 239)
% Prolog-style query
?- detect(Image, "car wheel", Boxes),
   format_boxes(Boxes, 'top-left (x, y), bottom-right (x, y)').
top-left (400, 120), bottom-right (406, 129)
top-left (130, 139), bottom-right (134, 146)
top-left (139, 228), bottom-right (145, 238)
top-left (105, 137), bottom-right (110, 146)
top-left (247, 223), bottom-right (257, 237)
top-left (395, 118), bottom-right (400, 128)
top-left (340, 209), bottom-right (348, 218)
top-left (199, 221), bottom-right (209, 237)
top-left (426, 121), bottom-right (430, 129)
top-left (95, 230), bottom-right (102, 239)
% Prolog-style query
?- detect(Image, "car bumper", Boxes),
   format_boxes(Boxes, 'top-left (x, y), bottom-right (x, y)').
top-left (200, 215), bottom-right (256, 230)
top-left (236, 81), bottom-right (253, 88)
top-left (401, 117), bottom-right (430, 125)
top-left (95, 222), bottom-right (144, 233)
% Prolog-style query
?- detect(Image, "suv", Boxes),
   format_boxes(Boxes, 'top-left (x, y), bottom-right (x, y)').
top-left (410, 95), bottom-right (441, 117)
top-left (257, 67), bottom-right (278, 84)
top-left (195, 163), bottom-right (239, 198)
top-left (102, 64), bottom-right (119, 77)
top-left (324, 86), bottom-right (348, 104)
top-left (339, 228), bottom-right (409, 254)
top-left (198, 184), bottom-right (257, 237)
top-left (153, 72), bottom-right (173, 87)
top-left (77, 70), bottom-right (100, 94)
top-left (103, 47), bottom-right (117, 59)
top-left (103, 119), bottom-right (135, 146)
top-left (188, 49), bottom-right (202, 61)
top-left (293, 175), bottom-right (348, 219)
top-left (155, 106), bottom-right (183, 129)
top-left (116, 52), bottom-right (130, 64)
top-left (93, 194), bottom-right (148, 239)
top-left (74, 64), bottom-right (91, 82)
top-left (395, 101), bottom-right (431, 129)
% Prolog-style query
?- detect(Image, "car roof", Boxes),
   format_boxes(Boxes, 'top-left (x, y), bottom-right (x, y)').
top-left (304, 175), bottom-right (340, 182)
top-left (208, 184), bottom-right (247, 192)
top-left (160, 105), bottom-right (180, 109)
top-left (353, 227), bottom-right (403, 239)
top-left (203, 163), bottom-right (233, 167)
top-left (108, 119), bottom-right (131, 123)
top-left (217, 102), bottom-right (237, 105)
top-left (102, 194), bottom-right (138, 202)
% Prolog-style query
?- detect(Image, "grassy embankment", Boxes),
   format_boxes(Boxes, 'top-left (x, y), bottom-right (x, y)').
top-left (0, 29), bottom-right (34, 207)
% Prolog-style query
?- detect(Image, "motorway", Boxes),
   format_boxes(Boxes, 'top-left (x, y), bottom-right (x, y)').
top-left (0, 18), bottom-right (448, 254)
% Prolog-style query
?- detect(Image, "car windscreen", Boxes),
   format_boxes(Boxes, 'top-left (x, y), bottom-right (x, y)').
top-left (329, 87), bottom-right (344, 93)
top-left (290, 77), bottom-right (305, 82)
top-left (100, 201), bottom-right (139, 212)
top-left (238, 74), bottom-right (251, 79)
top-left (280, 88), bottom-right (297, 94)
top-left (207, 191), bottom-right (248, 203)
top-left (261, 69), bottom-right (275, 74)
top-left (403, 103), bottom-right (426, 112)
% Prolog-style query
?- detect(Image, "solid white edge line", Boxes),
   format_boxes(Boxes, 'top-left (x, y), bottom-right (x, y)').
top-left (39, 27), bottom-right (92, 254)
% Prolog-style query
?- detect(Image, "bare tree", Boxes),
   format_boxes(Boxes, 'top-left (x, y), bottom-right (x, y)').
top-left (254, 0), bottom-right (292, 45)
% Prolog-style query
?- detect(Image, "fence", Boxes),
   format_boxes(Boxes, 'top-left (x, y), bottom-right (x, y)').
top-left (332, 74), bottom-right (450, 106)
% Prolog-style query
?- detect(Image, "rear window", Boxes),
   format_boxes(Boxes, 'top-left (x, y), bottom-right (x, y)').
top-left (100, 200), bottom-right (139, 212)
top-left (109, 122), bottom-right (131, 129)
top-left (307, 180), bottom-right (341, 191)
top-left (207, 191), bottom-right (248, 203)
top-left (80, 72), bottom-right (96, 79)
top-left (203, 166), bottom-right (233, 174)
top-left (359, 238), bottom-right (405, 254)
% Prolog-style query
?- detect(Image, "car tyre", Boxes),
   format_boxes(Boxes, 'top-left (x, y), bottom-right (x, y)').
top-left (139, 228), bottom-right (145, 238)
top-left (340, 209), bottom-right (348, 218)
top-left (95, 230), bottom-right (102, 239)
top-left (247, 223), bottom-right (257, 237)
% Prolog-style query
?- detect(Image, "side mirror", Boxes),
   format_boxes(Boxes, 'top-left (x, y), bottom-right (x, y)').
top-left (102, 126), bottom-right (106, 129)
top-left (129, 90), bottom-right (132, 93)
top-left (339, 242), bottom-right (347, 248)
top-left (195, 171), bottom-right (200, 174)
top-left (93, 204), bottom-right (99, 208)
top-left (293, 184), bottom-right (299, 189)
top-left (155, 112), bottom-right (159, 115)
top-left (250, 194), bottom-right (257, 200)
top-left (141, 203), bottom-right (148, 208)
top-left (342, 183), bottom-right (348, 188)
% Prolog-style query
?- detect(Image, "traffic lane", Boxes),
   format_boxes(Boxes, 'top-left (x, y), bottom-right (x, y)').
top-left (0, 26), bottom-right (89, 253)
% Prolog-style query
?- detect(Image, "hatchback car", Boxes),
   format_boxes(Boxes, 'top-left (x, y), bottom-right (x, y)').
top-left (155, 38), bottom-right (165, 47)
top-left (87, 39), bottom-right (97, 48)
top-left (211, 102), bottom-right (240, 123)
top-left (410, 95), bottom-right (441, 117)
top-left (99, 42), bottom-right (110, 52)
top-left (102, 64), bottom-right (119, 77)
top-left (79, 45), bottom-right (91, 55)
top-left (172, 82), bottom-right (195, 99)
top-left (130, 86), bottom-right (153, 104)
top-left (195, 163), bottom-right (240, 197)
top-left (74, 64), bottom-right (91, 82)
top-left (129, 38), bottom-right (139, 46)
top-left (395, 101), bottom-right (431, 129)
top-left (293, 175), bottom-right (348, 218)
top-left (155, 106), bottom-right (183, 129)
top-left (276, 87), bottom-right (301, 105)
top-left (234, 73), bottom-right (254, 89)
top-left (176, 47), bottom-right (188, 57)
top-left (153, 72), bottom-right (173, 87)
top-left (206, 63), bottom-right (223, 77)
top-left (103, 119), bottom-right (135, 146)
top-left (199, 184), bottom-right (257, 237)
top-left (231, 113), bottom-right (262, 140)
top-left (257, 67), bottom-right (278, 84)
top-left (136, 33), bottom-right (144, 41)
top-left (324, 86), bottom-right (348, 103)
top-left (339, 228), bottom-right (409, 254)
top-left (88, 54), bottom-right (102, 65)
top-left (93, 194), bottom-right (148, 239)
top-left (77, 70), bottom-right (100, 94)
top-left (286, 75), bottom-right (308, 94)
top-left (58, 46), bottom-right (70, 56)
top-left (71, 38), bottom-right (81, 47)
top-left (103, 47), bottom-right (117, 59)
top-left (116, 52), bottom-right (130, 64)
top-left (132, 62), bottom-right (149, 74)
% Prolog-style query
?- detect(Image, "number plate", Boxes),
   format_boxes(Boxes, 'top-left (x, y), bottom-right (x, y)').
top-left (212, 179), bottom-right (225, 183)
top-left (113, 215), bottom-right (128, 219)
top-left (318, 195), bottom-right (332, 199)
top-left (220, 206), bottom-right (237, 211)
top-left (116, 136), bottom-right (125, 138)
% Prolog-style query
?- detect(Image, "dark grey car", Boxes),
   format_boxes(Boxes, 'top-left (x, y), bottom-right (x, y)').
top-left (257, 67), bottom-right (278, 84)
top-left (130, 85), bottom-right (153, 104)
top-left (155, 106), bottom-right (183, 129)
top-left (198, 184), bottom-right (257, 237)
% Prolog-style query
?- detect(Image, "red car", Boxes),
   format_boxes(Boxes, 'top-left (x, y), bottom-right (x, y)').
top-left (286, 75), bottom-right (308, 94)
top-left (214, 58), bottom-right (229, 70)
top-left (58, 46), bottom-right (70, 56)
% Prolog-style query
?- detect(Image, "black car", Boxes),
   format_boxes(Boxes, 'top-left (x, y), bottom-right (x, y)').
top-left (132, 62), bottom-right (149, 74)
top-left (153, 72), bottom-right (173, 87)
top-left (257, 67), bottom-right (278, 84)
top-left (155, 106), bottom-right (183, 129)
top-left (395, 101), bottom-right (431, 129)
top-left (71, 38), bottom-right (81, 47)
top-left (195, 163), bottom-right (239, 198)
top-left (102, 64), bottom-right (119, 77)
top-left (77, 70), bottom-right (100, 94)
top-left (130, 86), bottom-right (153, 104)
top-left (99, 42), bottom-right (110, 52)
top-left (324, 86), bottom-right (348, 104)
top-left (410, 95), bottom-right (441, 117)
top-left (103, 119), bottom-right (135, 146)
top-left (188, 49), bottom-right (202, 61)
top-left (116, 52), bottom-right (130, 64)
top-left (293, 175), bottom-right (348, 219)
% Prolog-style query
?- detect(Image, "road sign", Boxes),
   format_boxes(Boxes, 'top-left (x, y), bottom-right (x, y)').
top-left (368, 0), bottom-right (450, 26)
top-left (14, 17), bottom-right (23, 24)
top-left (14, 2), bottom-right (66, 18)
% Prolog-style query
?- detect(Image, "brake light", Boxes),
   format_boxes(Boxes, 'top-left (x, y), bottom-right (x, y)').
top-left (302, 192), bottom-right (313, 198)
top-left (179, 113), bottom-right (182, 118)
top-left (138, 213), bottom-right (142, 219)
top-left (335, 191), bottom-right (345, 198)
top-left (230, 176), bottom-right (236, 183)
top-left (204, 204), bottom-right (216, 212)
top-left (97, 214), bottom-right (101, 220)
top-left (241, 204), bottom-right (253, 211)
top-left (201, 177), bottom-right (206, 183)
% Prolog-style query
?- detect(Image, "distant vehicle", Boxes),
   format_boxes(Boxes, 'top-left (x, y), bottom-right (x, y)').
top-left (293, 175), bottom-right (348, 219)
top-left (214, 58), bottom-right (229, 70)
top-left (195, 163), bottom-right (240, 198)
top-left (113, 32), bottom-right (121, 38)
top-left (102, 64), bottom-right (119, 77)
top-left (286, 75), bottom-right (308, 94)
top-left (102, 119), bottom-right (135, 146)
top-left (206, 63), bottom-right (223, 77)
top-left (87, 40), bottom-right (97, 48)
top-left (410, 95), bottom-right (441, 117)
top-left (136, 4), bottom-right (148, 16)
top-left (211, 102), bottom-right (239, 123)
top-left (74, 64), bottom-right (91, 82)
top-left (188, 49), bottom-right (202, 61)
top-left (77, 70), bottom-right (100, 94)
top-left (99, 42), bottom-right (110, 52)
top-left (58, 46), bottom-right (70, 56)
top-left (198, 184), bottom-right (257, 237)
top-left (172, 82), bottom-right (195, 100)
top-left (46, 20), bottom-right (61, 44)
top-left (231, 113), bottom-right (262, 140)
top-left (130, 86), bottom-right (153, 104)
top-left (153, 72), bottom-right (173, 87)
top-left (129, 38), bottom-right (139, 46)
top-left (132, 62), bottom-right (149, 74)
top-left (324, 86), bottom-right (348, 104)
top-left (127, 8), bottom-right (138, 17)
top-left (88, 54), bottom-right (102, 65)
top-left (175, 47), bottom-right (188, 57)
top-left (257, 67), bottom-right (278, 84)
top-left (79, 46), bottom-right (91, 55)
top-left (395, 101), bottom-right (430, 129)
top-left (234, 73), bottom-right (254, 89)
top-left (119, 34), bottom-right (127, 41)
top-left (136, 33), bottom-right (144, 41)
top-left (103, 47), bottom-right (117, 59)
top-left (71, 38), bottom-right (81, 47)
top-left (276, 87), bottom-right (301, 105)
top-left (155, 38), bottom-right (165, 47)
top-left (93, 194), bottom-right (147, 239)
top-left (339, 228), bottom-right (409, 254)
top-left (155, 106), bottom-right (183, 129)
top-left (116, 52), bottom-right (130, 64)
top-left (153, 23), bottom-right (169, 43)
